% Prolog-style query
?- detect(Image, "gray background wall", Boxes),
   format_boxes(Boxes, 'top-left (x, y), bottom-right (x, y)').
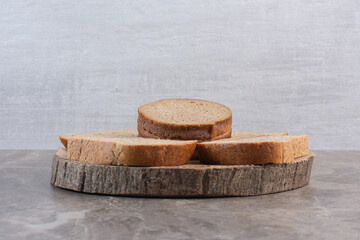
top-left (1, 0), bottom-right (359, 150)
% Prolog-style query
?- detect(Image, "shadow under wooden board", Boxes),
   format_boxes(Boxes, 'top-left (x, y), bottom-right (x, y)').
top-left (50, 148), bottom-right (314, 197)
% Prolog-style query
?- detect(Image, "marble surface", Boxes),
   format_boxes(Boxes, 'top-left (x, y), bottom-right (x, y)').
top-left (0, 150), bottom-right (359, 240)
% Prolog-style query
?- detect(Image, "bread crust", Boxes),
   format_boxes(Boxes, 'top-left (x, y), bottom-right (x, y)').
top-left (138, 124), bottom-right (232, 141)
top-left (197, 141), bottom-right (294, 165)
top-left (59, 135), bottom-right (68, 148)
top-left (60, 131), bottom-right (197, 167)
top-left (138, 99), bottom-right (232, 140)
top-left (197, 135), bottom-right (308, 165)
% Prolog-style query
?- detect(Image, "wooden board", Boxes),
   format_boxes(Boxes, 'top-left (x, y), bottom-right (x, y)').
top-left (50, 149), bottom-right (314, 197)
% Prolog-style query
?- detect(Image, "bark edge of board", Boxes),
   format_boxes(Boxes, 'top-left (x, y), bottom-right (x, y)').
top-left (50, 149), bottom-right (314, 197)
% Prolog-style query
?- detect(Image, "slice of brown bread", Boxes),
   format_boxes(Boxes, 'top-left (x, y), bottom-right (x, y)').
top-left (139, 127), bottom-right (232, 141)
top-left (289, 135), bottom-right (309, 158)
top-left (138, 99), bottom-right (232, 140)
top-left (59, 130), bottom-right (197, 167)
top-left (190, 131), bottom-right (288, 160)
top-left (197, 135), bottom-right (308, 165)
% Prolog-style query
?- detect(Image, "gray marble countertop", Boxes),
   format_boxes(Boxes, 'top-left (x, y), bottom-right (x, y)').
top-left (0, 150), bottom-right (359, 240)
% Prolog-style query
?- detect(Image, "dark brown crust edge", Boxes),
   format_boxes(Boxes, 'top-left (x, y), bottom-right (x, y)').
top-left (138, 110), bottom-right (232, 140)
top-left (138, 123), bottom-right (232, 141)
top-left (59, 135), bottom-right (68, 148)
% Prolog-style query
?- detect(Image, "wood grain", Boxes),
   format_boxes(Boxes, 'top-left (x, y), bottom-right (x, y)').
top-left (50, 149), bottom-right (314, 197)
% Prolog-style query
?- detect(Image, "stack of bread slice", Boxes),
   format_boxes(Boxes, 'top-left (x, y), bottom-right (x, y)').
top-left (60, 99), bottom-right (309, 167)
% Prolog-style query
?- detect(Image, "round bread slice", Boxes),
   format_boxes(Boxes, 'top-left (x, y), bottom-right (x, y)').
top-left (138, 99), bottom-right (232, 140)
top-left (59, 130), bottom-right (197, 167)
